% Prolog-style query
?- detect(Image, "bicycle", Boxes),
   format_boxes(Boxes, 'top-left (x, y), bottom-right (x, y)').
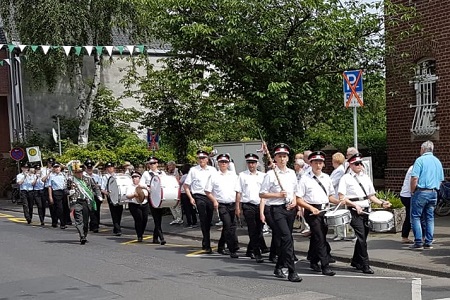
top-left (435, 181), bottom-right (450, 216)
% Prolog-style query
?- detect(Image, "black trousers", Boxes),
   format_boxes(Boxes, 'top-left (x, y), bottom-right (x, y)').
top-left (242, 203), bottom-right (265, 256)
top-left (149, 205), bottom-right (164, 242)
top-left (264, 205), bottom-right (281, 260)
top-left (180, 193), bottom-right (197, 226)
top-left (45, 188), bottom-right (56, 225)
top-left (107, 198), bottom-right (123, 234)
top-left (89, 197), bottom-right (103, 231)
top-left (305, 209), bottom-right (331, 268)
top-left (129, 202), bottom-right (150, 239)
top-left (20, 190), bottom-right (34, 222)
top-left (32, 190), bottom-right (46, 223)
top-left (400, 196), bottom-right (411, 239)
top-left (350, 210), bottom-right (370, 267)
top-left (217, 203), bottom-right (238, 252)
top-left (51, 190), bottom-right (66, 227)
top-left (62, 193), bottom-right (71, 225)
top-left (73, 200), bottom-right (90, 239)
top-left (193, 194), bottom-right (213, 250)
top-left (270, 205), bottom-right (297, 273)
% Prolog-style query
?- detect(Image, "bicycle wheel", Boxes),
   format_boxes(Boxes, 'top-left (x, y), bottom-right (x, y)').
top-left (435, 200), bottom-right (450, 216)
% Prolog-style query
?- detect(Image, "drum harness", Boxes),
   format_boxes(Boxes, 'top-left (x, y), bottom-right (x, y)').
top-left (351, 175), bottom-right (371, 214)
top-left (311, 175), bottom-right (329, 211)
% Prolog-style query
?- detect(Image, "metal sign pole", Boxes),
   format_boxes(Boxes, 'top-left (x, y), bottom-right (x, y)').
top-left (353, 107), bottom-right (358, 149)
top-left (57, 116), bottom-right (62, 156)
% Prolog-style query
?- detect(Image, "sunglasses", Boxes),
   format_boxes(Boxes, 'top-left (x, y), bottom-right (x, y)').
top-left (353, 162), bottom-right (363, 166)
top-left (131, 175), bottom-right (141, 178)
top-left (148, 162), bottom-right (157, 165)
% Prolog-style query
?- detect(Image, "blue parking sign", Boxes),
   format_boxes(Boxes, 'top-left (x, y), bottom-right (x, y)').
top-left (343, 70), bottom-right (364, 108)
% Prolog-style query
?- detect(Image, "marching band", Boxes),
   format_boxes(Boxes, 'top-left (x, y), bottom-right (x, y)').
top-left (14, 144), bottom-right (393, 281)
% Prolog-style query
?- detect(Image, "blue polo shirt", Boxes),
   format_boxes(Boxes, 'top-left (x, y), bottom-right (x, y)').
top-left (411, 152), bottom-right (444, 190)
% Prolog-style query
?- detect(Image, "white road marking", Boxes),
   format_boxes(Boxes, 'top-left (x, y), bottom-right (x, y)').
top-left (412, 278), bottom-right (422, 300)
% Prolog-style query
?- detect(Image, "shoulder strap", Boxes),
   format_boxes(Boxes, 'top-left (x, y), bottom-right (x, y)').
top-left (312, 175), bottom-right (328, 197)
top-left (353, 175), bottom-right (368, 197)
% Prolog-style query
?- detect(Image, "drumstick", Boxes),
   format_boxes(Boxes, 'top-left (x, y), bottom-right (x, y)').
top-left (351, 208), bottom-right (370, 215)
top-left (332, 202), bottom-right (342, 213)
top-left (309, 208), bottom-right (330, 216)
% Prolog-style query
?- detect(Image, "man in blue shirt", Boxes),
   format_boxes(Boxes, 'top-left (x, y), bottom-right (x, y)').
top-left (410, 140), bottom-right (444, 250)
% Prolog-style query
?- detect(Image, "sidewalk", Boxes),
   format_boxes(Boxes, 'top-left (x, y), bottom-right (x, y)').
top-left (1, 199), bottom-right (449, 277)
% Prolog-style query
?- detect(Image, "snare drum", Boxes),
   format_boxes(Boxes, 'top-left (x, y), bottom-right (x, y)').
top-left (108, 175), bottom-right (133, 205)
top-left (150, 175), bottom-right (180, 208)
top-left (368, 210), bottom-right (394, 232)
top-left (324, 209), bottom-right (351, 227)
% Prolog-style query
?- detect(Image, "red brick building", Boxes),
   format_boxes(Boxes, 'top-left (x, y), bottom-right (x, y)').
top-left (385, 1), bottom-right (450, 190)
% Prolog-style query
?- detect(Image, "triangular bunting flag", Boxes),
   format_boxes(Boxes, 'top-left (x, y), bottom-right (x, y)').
top-left (63, 46), bottom-right (72, 56)
top-left (74, 46), bottom-right (82, 56)
top-left (30, 45), bottom-right (38, 52)
top-left (19, 45), bottom-right (27, 52)
top-left (0, 44), bottom-right (3, 50)
top-left (105, 46), bottom-right (113, 57)
top-left (137, 45), bottom-right (145, 53)
top-left (41, 45), bottom-right (50, 54)
top-left (95, 46), bottom-right (103, 55)
top-left (84, 46), bottom-right (93, 56)
top-left (15, 57), bottom-right (21, 63)
top-left (0, 60), bottom-right (3, 66)
top-left (3, 59), bottom-right (10, 65)
top-left (126, 45), bottom-right (134, 55)
top-left (117, 45), bottom-right (124, 55)
top-left (8, 44), bottom-right (15, 52)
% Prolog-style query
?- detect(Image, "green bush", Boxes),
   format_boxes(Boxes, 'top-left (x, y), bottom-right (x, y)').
top-left (373, 190), bottom-right (404, 209)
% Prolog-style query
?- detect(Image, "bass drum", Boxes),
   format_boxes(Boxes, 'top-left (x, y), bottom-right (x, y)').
top-left (150, 175), bottom-right (180, 208)
top-left (108, 175), bottom-right (133, 205)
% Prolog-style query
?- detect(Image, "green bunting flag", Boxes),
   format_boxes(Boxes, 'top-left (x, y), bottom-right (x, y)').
top-left (0, 60), bottom-right (3, 66)
top-left (117, 45), bottom-right (124, 55)
top-left (30, 45), bottom-right (38, 52)
top-left (137, 45), bottom-right (144, 53)
top-left (74, 46), bottom-right (82, 56)
top-left (95, 46), bottom-right (103, 55)
top-left (8, 44), bottom-right (15, 53)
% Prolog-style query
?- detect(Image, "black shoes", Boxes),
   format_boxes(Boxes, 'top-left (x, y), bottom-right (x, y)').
top-left (114, 232), bottom-right (122, 236)
top-left (273, 268), bottom-right (286, 278)
top-left (218, 249), bottom-right (230, 255)
top-left (328, 256), bottom-right (336, 263)
top-left (204, 248), bottom-right (213, 254)
top-left (255, 254), bottom-right (264, 263)
top-left (80, 237), bottom-right (87, 245)
top-left (362, 266), bottom-right (374, 274)
top-left (245, 252), bottom-right (255, 259)
top-left (310, 263), bottom-right (321, 272)
top-left (288, 272), bottom-right (303, 282)
top-left (351, 261), bottom-right (363, 270)
top-left (269, 256), bottom-right (278, 264)
top-left (137, 237), bottom-right (143, 242)
top-left (160, 240), bottom-right (166, 245)
top-left (60, 225), bottom-right (66, 230)
top-left (322, 267), bottom-right (336, 276)
top-left (230, 252), bottom-right (239, 259)
top-left (92, 229), bottom-right (99, 233)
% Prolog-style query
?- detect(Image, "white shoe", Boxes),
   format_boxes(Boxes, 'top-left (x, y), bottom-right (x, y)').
top-left (215, 221), bottom-right (223, 226)
top-left (333, 236), bottom-right (344, 241)
top-left (170, 220), bottom-right (178, 225)
top-left (176, 219), bottom-right (184, 224)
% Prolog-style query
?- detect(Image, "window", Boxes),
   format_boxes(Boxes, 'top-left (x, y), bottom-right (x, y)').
top-left (410, 59), bottom-right (438, 136)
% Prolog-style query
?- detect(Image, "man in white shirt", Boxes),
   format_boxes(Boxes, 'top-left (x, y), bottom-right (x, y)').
top-left (184, 150), bottom-right (218, 253)
top-left (296, 151), bottom-right (343, 276)
top-left (101, 162), bottom-right (123, 236)
top-left (235, 153), bottom-right (266, 263)
top-left (259, 143), bottom-right (301, 283)
top-left (206, 154), bottom-right (239, 258)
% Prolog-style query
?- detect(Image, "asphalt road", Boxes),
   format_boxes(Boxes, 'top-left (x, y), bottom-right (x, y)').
top-left (1, 210), bottom-right (449, 300)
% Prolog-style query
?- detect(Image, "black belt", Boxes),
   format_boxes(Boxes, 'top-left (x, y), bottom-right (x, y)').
top-left (242, 202), bottom-right (258, 207)
top-left (218, 202), bottom-right (234, 206)
top-left (349, 197), bottom-right (368, 201)
top-left (309, 203), bottom-right (328, 210)
top-left (416, 188), bottom-right (437, 192)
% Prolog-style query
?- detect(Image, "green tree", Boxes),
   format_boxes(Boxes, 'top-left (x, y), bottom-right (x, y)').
top-left (0, 0), bottom-right (138, 146)
top-left (130, 0), bottom-right (414, 150)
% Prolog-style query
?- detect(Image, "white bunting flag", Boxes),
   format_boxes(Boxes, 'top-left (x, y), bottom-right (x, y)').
top-left (126, 45), bottom-right (134, 55)
top-left (41, 45), bottom-right (50, 54)
top-left (19, 45), bottom-right (27, 52)
top-left (0, 44), bottom-right (3, 50)
top-left (84, 46), bottom-right (93, 56)
top-left (3, 59), bottom-right (10, 65)
top-left (15, 57), bottom-right (21, 63)
top-left (105, 46), bottom-right (113, 57)
top-left (63, 46), bottom-right (72, 56)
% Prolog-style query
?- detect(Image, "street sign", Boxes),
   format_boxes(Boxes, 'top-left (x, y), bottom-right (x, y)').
top-left (343, 70), bottom-right (364, 108)
top-left (9, 147), bottom-right (25, 161)
top-left (26, 146), bottom-right (42, 162)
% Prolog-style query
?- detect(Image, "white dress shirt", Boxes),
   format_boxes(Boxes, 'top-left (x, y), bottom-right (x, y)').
top-left (184, 165), bottom-right (217, 195)
top-left (235, 170), bottom-right (265, 205)
top-left (205, 171), bottom-right (238, 203)
top-left (259, 167), bottom-right (297, 206)
top-left (296, 170), bottom-right (334, 205)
